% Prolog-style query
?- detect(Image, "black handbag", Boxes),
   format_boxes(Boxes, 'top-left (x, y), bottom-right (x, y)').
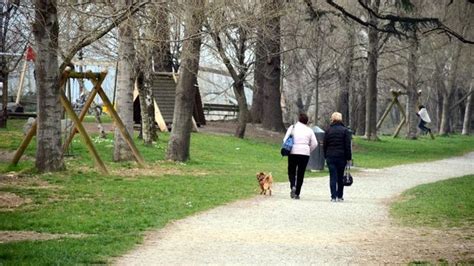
top-left (342, 164), bottom-right (353, 186)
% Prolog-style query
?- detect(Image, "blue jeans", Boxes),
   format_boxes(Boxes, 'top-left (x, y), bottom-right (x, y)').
top-left (326, 157), bottom-right (346, 199)
top-left (418, 120), bottom-right (431, 134)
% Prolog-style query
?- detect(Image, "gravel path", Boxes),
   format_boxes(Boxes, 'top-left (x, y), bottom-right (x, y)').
top-left (116, 153), bottom-right (474, 265)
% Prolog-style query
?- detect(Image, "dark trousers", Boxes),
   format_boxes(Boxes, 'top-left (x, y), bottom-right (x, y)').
top-left (288, 154), bottom-right (310, 196)
top-left (418, 120), bottom-right (431, 133)
top-left (327, 157), bottom-right (346, 199)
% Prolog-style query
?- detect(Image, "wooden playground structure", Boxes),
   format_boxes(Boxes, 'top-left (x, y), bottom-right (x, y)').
top-left (376, 89), bottom-right (435, 139)
top-left (11, 68), bottom-right (145, 174)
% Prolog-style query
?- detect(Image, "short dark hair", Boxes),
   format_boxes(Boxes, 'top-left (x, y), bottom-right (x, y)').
top-left (418, 104), bottom-right (425, 109)
top-left (298, 113), bottom-right (309, 124)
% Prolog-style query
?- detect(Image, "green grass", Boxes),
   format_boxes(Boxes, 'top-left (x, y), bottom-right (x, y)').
top-left (353, 135), bottom-right (474, 168)
top-left (390, 175), bottom-right (474, 228)
top-left (0, 120), bottom-right (296, 264)
top-left (0, 119), bottom-right (474, 264)
top-left (82, 115), bottom-right (113, 123)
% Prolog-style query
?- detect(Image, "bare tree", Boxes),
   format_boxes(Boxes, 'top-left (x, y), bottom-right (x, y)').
top-left (206, 2), bottom-right (255, 138)
top-left (301, 0), bottom-right (474, 136)
top-left (113, 0), bottom-right (137, 161)
top-left (136, 70), bottom-right (154, 145)
top-left (135, 2), bottom-right (168, 145)
top-left (152, 1), bottom-right (173, 73)
top-left (251, 23), bottom-right (265, 123)
top-left (441, 2), bottom-right (471, 136)
top-left (364, 0), bottom-right (380, 140)
top-left (462, 84), bottom-right (473, 135)
top-left (0, 1), bottom-right (29, 128)
top-left (282, 1), bottom-right (337, 126)
top-left (336, 25), bottom-right (355, 125)
top-left (405, 27), bottom-right (419, 139)
top-left (166, 0), bottom-right (204, 161)
top-left (260, 0), bottom-right (285, 132)
top-left (32, 0), bottom-right (64, 172)
top-left (29, 1), bottom-right (147, 172)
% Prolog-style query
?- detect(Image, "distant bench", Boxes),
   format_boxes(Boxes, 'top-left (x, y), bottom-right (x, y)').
top-left (8, 112), bottom-right (37, 119)
top-left (203, 103), bottom-right (239, 120)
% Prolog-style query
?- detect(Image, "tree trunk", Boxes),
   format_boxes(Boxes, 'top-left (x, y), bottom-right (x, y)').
top-left (210, 23), bottom-right (250, 138)
top-left (357, 71), bottom-right (367, 135)
top-left (32, 0), bottom-right (65, 172)
top-left (435, 65), bottom-right (444, 131)
top-left (0, 71), bottom-right (7, 128)
top-left (439, 41), bottom-right (462, 136)
top-left (137, 71), bottom-right (152, 146)
top-left (234, 80), bottom-right (249, 138)
top-left (406, 30), bottom-right (418, 139)
top-left (166, 0), bottom-right (204, 161)
top-left (336, 26), bottom-right (355, 125)
top-left (113, 0), bottom-right (136, 161)
top-left (0, 3), bottom-right (7, 128)
top-left (439, 92), bottom-right (454, 135)
top-left (462, 85), bottom-right (473, 135)
top-left (364, 0), bottom-right (380, 140)
top-left (313, 66), bottom-right (320, 125)
top-left (261, 0), bottom-right (285, 132)
top-left (455, 90), bottom-right (466, 132)
top-left (251, 25), bottom-right (265, 123)
top-left (145, 75), bottom-right (158, 141)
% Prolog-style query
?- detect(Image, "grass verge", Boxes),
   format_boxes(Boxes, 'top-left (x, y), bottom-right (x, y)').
top-left (390, 175), bottom-right (474, 228)
top-left (353, 135), bottom-right (474, 168)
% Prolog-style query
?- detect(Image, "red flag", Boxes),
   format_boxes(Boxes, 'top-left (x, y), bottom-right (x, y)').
top-left (26, 46), bottom-right (36, 61)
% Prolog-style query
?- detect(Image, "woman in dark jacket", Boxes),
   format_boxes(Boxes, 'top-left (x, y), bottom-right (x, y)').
top-left (323, 112), bottom-right (352, 202)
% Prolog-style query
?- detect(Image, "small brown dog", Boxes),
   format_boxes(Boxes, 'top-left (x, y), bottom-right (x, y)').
top-left (256, 172), bottom-right (273, 196)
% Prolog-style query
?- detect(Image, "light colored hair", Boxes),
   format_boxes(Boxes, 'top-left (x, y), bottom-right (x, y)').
top-left (330, 112), bottom-right (342, 123)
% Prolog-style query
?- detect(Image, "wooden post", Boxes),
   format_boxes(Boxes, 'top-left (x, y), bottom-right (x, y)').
top-left (58, 69), bottom-right (108, 174)
top-left (153, 99), bottom-right (168, 132)
top-left (192, 117), bottom-right (199, 132)
top-left (96, 86), bottom-right (145, 167)
top-left (393, 117), bottom-right (406, 138)
top-left (393, 99), bottom-right (407, 138)
top-left (376, 99), bottom-right (396, 130)
top-left (59, 90), bottom-right (108, 174)
top-left (11, 121), bottom-right (37, 165)
top-left (395, 100), bottom-right (406, 120)
top-left (15, 60), bottom-right (28, 105)
top-left (62, 72), bottom-right (106, 152)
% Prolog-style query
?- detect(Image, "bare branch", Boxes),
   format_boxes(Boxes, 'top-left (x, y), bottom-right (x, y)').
top-left (303, 0), bottom-right (339, 20)
top-left (359, 0), bottom-right (474, 45)
top-left (389, 77), bottom-right (407, 90)
top-left (327, 0), bottom-right (474, 44)
top-left (59, 0), bottom-right (150, 71)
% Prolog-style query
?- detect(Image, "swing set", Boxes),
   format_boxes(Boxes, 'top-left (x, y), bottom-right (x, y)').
top-left (376, 89), bottom-right (435, 139)
top-left (11, 68), bottom-right (145, 174)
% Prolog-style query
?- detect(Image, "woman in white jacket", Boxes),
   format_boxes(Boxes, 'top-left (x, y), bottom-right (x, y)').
top-left (282, 113), bottom-right (318, 199)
